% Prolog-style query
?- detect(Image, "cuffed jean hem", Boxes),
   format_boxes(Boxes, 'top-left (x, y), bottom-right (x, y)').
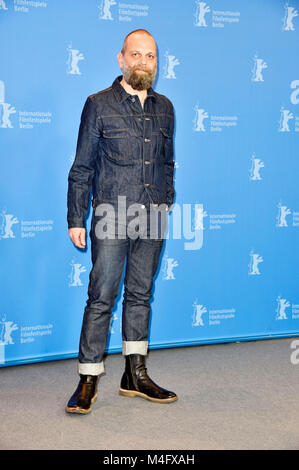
top-left (78, 361), bottom-right (105, 376)
top-left (122, 340), bottom-right (148, 356)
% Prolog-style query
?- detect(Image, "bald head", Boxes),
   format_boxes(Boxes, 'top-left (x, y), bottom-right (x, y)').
top-left (121, 29), bottom-right (156, 55)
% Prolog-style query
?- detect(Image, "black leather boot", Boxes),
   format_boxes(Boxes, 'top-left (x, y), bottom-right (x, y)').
top-left (65, 374), bottom-right (99, 414)
top-left (119, 354), bottom-right (178, 403)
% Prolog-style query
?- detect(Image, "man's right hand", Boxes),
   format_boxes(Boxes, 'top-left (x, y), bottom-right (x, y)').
top-left (68, 228), bottom-right (86, 249)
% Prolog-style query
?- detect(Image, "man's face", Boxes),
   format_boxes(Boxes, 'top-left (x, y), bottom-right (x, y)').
top-left (118, 33), bottom-right (157, 91)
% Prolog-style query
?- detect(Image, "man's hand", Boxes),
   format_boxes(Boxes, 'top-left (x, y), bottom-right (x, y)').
top-left (69, 228), bottom-right (86, 249)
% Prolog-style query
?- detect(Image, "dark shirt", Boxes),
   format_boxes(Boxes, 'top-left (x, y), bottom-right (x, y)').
top-left (67, 75), bottom-right (175, 229)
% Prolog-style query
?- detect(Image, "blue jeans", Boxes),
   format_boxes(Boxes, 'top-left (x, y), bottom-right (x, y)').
top-left (78, 200), bottom-right (166, 375)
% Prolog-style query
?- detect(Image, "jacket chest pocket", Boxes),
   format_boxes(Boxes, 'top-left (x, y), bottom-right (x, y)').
top-left (101, 128), bottom-right (133, 166)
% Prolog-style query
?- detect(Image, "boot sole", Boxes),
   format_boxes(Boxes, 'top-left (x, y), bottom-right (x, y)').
top-left (65, 393), bottom-right (98, 414)
top-left (119, 388), bottom-right (178, 404)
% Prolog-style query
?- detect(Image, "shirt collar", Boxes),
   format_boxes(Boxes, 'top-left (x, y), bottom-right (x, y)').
top-left (112, 75), bottom-right (157, 104)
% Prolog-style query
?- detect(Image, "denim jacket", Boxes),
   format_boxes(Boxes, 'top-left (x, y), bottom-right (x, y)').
top-left (67, 75), bottom-right (175, 229)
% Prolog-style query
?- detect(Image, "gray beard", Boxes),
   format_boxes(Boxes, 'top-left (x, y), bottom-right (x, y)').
top-left (122, 64), bottom-right (157, 91)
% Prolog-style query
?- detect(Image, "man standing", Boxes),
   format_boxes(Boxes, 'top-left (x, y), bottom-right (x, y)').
top-left (66, 29), bottom-right (177, 414)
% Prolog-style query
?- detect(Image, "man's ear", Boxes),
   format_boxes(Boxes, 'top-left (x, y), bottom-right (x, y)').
top-left (117, 52), bottom-right (123, 69)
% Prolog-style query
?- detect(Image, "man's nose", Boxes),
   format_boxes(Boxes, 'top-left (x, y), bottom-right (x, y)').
top-left (140, 56), bottom-right (147, 65)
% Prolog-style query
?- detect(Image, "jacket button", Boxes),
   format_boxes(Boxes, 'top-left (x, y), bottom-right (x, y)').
top-left (145, 183), bottom-right (150, 187)
top-left (144, 138), bottom-right (151, 142)
top-left (144, 161), bottom-right (150, 165)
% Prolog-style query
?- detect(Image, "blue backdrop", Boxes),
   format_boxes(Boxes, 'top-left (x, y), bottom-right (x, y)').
top-left (1, 0), bottom-right (298, 367)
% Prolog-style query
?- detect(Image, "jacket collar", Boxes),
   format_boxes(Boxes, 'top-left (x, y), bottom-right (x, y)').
top-left (112, 75), bottom-right (157, 104)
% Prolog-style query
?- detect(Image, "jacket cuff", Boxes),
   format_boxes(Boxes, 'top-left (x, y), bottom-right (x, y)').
top-left (67, 217), bottom-right (85, 229)
top-left (166, 196), bottom-right (174, 208)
